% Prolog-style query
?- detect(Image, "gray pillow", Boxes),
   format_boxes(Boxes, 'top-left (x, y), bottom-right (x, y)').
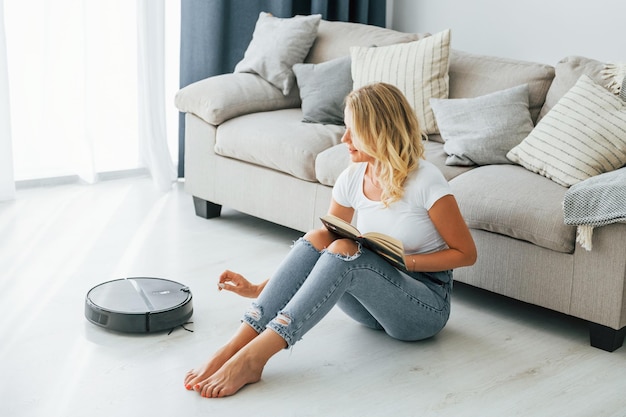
top-left (293, 56), bottom-right (352, 125)
top-left (430, 84), bottom-right (534, 166)
top-left (234, 12), bottom-right (321, 95)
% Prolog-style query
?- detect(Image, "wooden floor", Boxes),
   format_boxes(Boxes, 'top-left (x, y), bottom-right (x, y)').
top-left (1, 176), bottom-right (625, 417)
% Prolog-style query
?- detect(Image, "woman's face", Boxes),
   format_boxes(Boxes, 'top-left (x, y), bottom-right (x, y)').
top-left (342, 106), bottom-right (375, 164)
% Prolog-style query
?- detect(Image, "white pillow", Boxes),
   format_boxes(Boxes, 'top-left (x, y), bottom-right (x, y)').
top-left (350, 29), bottom-right (451, 135)
top-left (507, 75), bottom-right (626, 187)
top-left (234, 13), bottom-right (321, 95)
top-left (430, 84), bottom-right (534, 166)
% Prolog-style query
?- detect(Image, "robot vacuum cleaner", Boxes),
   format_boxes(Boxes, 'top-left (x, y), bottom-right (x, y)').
top-left (85, 277), bottom-right (193, 333)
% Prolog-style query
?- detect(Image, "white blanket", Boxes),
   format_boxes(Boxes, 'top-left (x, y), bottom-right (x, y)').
top-left (563, 168), bottom-right (626, 250)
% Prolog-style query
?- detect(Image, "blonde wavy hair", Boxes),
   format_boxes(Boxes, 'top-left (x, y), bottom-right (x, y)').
top-left (345, 82), bottom-right (425, 206)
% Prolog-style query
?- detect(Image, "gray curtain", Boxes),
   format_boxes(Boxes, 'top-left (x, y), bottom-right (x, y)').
top-left (178, 0), bottom-right (386, 177)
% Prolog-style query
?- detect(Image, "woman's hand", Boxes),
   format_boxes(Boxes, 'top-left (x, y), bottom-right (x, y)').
top-left (217, 270), bottom-right (264, 298)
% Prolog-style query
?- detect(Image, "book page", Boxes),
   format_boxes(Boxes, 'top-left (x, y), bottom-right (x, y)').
top-left (320, 215), bottom-right (407, 272)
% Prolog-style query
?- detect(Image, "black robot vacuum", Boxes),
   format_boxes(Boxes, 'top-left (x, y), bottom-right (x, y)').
top-left (85, 277), bottom-right (193, 333)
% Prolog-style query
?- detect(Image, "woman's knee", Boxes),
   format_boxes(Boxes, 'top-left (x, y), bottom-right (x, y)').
top-left (326, 238), bottom-right (360, 256)
top-left (303, 228), bottom-right (336, 251)
top-left (303, 230), bottom-right (360, 256)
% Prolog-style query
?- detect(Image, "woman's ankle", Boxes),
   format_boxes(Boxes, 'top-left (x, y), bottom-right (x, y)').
top-left (222, 322), bottom-right (260, 354)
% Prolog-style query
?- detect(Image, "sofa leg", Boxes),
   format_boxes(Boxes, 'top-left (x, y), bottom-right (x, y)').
top-left (193, 196), bottom-right (222, 219)
top-left (589, 323), bottom-right (626, 352)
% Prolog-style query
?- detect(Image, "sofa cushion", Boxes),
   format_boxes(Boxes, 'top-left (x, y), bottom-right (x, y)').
top-left (215, 109), bottom-right (344, 182)
top-left (448, 49), bottom-right (555, 127)
top-left (430, 84), bottom-right (534, 166)
top-left (316, 144), bottom-right (351, 186)
top-left (175, 73), bottom-right (301, 126)
top-left (293, 56), bottom-right (352, 125)
top-left (305, 20), bottom-right (426, 64)
top-left (507, 75), bottom-right (626, 187)
top-left (234, 12), bottom-right (321, 95)
top-left (538, 55), bottom-right (605, 121)
top-left (351, 29), bottom-right (451, 135)
top-left (450, 165), bottom-right (576, 253)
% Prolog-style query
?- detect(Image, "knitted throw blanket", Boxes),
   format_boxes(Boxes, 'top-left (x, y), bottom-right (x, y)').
top-left (563, 168), bottom-right (626, 250)
top-left (602, 62), bottom-right (626, 96)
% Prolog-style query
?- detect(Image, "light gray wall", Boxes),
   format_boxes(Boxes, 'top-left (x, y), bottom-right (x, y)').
top-left (390, 0), bottom-right (625, 65)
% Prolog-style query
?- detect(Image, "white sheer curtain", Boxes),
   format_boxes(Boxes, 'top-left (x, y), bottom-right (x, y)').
top-left (1, 0), bottom-right (178, 196)
top-left (137, 0), bottom-right (177, 191)
top-left (0, 0), bottom-right (15, 201)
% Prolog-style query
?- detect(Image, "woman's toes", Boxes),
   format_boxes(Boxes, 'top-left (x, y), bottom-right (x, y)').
top-left (201, 382), bottom-right (216, 398)
top-left (184, 372), bottom-right (196, 390)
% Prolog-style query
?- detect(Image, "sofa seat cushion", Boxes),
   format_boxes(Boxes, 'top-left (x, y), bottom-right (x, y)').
top-left (215, 109), bottom-right (344, 182)
top-left (450, 165), bottom-right (576, 253)
top-left (316, 144), bottom-right (350, 186)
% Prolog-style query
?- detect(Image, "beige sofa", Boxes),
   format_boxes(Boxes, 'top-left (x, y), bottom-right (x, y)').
top-left (175, 20), bottom-right (626, 351)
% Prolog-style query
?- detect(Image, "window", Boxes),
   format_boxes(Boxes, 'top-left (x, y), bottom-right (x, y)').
top-left (4, 0), bottom-right (180, 182)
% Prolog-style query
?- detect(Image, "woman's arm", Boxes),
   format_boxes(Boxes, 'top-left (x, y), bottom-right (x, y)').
top-left (405, 194), bottom-right (477, 272)
top-left (327, 198), bottom-right (355, 223)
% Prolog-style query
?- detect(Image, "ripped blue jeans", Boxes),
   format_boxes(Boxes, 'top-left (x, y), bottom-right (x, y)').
top-left (242, 237), bottom-right (452, 347)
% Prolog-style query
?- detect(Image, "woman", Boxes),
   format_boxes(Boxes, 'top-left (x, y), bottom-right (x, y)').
top-left (184, 82), bottom-right (477, 398)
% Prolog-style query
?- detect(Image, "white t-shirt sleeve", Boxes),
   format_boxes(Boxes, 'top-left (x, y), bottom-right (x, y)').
top-left (332, 163), bottom-right (366, 208)
top-left (411, 162), bottom-right (451, 211)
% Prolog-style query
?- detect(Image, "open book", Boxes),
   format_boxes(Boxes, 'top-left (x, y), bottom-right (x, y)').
top-left (320, 214), bottom-right (407, 272)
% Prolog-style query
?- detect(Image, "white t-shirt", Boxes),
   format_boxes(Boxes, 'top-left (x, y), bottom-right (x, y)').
top-left (332, 160), bottom-right (451, 255)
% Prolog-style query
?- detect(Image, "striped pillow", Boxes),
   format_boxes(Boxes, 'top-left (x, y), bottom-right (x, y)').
top-left (506, 75), bottom-right (626, 187)
top-left (350, 29), bottom-right (451, 135)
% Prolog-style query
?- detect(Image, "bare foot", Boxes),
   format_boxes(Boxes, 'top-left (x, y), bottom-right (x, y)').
top-left (194, 329), bottom-right (287, 398)
top-left (184, 345), bottom-right (234, 391)
top-left (196, 349), bottom-right (265, 398)
top-left (184, 323), bottom-right (259, 390)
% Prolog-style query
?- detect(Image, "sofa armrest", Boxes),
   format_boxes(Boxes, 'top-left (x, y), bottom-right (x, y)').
top-left (175, 73), bottom-right (301, 125)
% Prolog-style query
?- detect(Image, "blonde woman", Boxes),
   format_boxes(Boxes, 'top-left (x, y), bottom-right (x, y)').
top-left (185, 82), bottom-right (477, 398)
